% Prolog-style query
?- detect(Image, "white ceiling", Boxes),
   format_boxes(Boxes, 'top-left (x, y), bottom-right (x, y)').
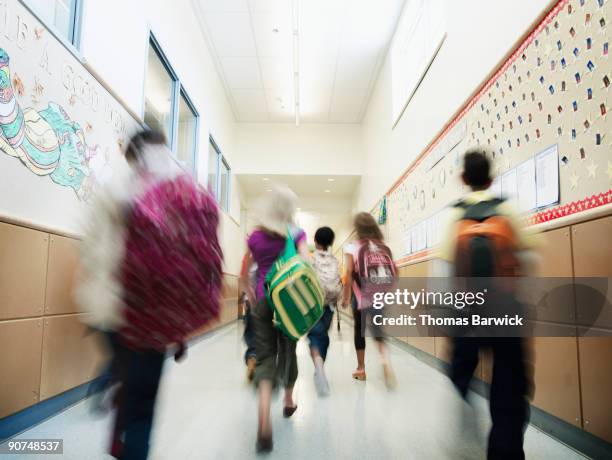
top-left (238, 173), bottom-right (360, 209)
top-left (193, 0), bottom-right (406, 123)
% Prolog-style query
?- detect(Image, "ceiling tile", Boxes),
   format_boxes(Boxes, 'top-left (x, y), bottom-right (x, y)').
top-left (251, 13), bottom-right (292, 58)
top-left (299, 86), bottom-right (332, 122)
top-left (266, 87), bottom-right (294, 121)
top-left (259, 58), bottom-right (292, 89)
top-left (205, 13), bottom-right (257, 56)
top-left (220, 57), bottom-right (263, 89)
top-left (299, 55), bottom-right (337, 90)
top-left (333, 50), bottom-right (379, 90)
top-left (248, 0), bottom-right (291, 14)
top-left (199, 0), bottom-right (249, 12)
top-left (329, 88), bottom-right (367, 123)
top-left (232, 89), bottom-right (269, 121)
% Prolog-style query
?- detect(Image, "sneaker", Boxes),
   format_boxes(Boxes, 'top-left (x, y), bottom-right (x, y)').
top-left (314, 369), bottom-right (330, 397)
top-left (383, 363), bottom-right (397, 390)
top-left (246, 357), bottom-right (256, 382)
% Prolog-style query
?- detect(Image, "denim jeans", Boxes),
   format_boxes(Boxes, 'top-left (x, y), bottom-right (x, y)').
top-left (307, 306), bottom-right (334, 361)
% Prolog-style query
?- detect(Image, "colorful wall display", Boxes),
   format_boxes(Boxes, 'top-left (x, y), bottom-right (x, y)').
top-left (0, 0), bottom-right (140, 233)
top-left (383, 0), bottom-right (611, 263)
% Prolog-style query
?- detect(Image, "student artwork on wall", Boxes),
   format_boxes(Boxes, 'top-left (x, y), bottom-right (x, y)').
top-left (0, 0), bottom-right (139, 232)
top-left (386, 0), bottom-right (612, 261)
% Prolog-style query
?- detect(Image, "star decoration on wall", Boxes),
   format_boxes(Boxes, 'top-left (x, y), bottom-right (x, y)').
top-left (569, 171), bottom-right (579, 189)
top-left (587, 160), bottom-right (599, 178)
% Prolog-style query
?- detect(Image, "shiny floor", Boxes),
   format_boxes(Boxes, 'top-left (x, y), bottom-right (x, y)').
top-left (14, 319), bottom-right (586, 459)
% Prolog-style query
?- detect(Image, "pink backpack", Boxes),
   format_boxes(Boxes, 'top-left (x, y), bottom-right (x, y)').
top-left (353, 239), bottom-right (397, 310)
top-left (120, 175), bottom-right (223, 351)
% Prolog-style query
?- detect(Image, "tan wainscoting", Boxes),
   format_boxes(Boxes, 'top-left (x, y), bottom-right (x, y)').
top-left (571, 215), bottom-right (612, 443)
top-left (45, 235), bottom-right (81, 315)
top-left (0, 218), bottom-right (240, 419)
top-left (39, 314), bottom-right (108, 401)
top-left (0, 318), bottom-right (44, 418)
top-left (0, 222), bottom-right (48, 321)
top-left (395, 214), bottom-right (612, 441)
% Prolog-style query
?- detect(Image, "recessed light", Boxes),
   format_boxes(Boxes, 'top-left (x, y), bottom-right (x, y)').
top-left (262, 177), bottom-right (269, 181)
top-left (324, 189), bottom-right (331, 193)
top-left (327, 178), bottom-right (335, 182)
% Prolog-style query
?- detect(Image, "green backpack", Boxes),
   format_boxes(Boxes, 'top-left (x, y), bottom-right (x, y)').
top-left (265, 228), bottom-right (325, 341)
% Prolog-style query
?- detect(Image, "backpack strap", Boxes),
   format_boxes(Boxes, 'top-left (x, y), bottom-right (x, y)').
top-left (455, 198), bottom-right (505, 222)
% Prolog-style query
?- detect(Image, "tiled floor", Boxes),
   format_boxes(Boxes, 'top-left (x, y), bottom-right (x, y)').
top-left (12, 320), bottom-right (586, 459)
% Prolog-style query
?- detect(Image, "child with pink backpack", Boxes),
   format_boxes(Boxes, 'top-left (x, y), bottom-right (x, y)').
top-left (341, 212), bottom-right (397, 389)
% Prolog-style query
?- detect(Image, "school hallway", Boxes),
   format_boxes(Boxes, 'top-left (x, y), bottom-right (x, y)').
top-left (11, 318), bottom-right (585, 460)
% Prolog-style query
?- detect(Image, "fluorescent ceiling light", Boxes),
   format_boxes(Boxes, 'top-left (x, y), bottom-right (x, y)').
top-left (328, 178), bottom-right (335, 182)
top-left (262, 177), bottom-right (269, 181)
top-left (324, 189), bottom-right (331, 193)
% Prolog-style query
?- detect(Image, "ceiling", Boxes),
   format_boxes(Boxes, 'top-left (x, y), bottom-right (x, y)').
top-left (193, 0), bottom-right (406, 123)
top-left (239, 173), bottom-right (359, 197)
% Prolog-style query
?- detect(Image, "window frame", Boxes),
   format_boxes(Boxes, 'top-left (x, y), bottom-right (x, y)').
top-left (208, 135), bottom-right (221, 199)
top-left (20, 0), bottom-right (84, 52)
top-left (143, 32), bottom-right (200, 178)
top-left (219, 156), bottom-right (231, 212)
top-left (208, 136), bottom-right (231, 213)
top-left (175, 85), bottom-right (200, 176)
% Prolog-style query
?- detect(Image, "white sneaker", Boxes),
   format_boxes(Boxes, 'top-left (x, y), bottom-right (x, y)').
top-left (314, 368), bottom-right (330, 397)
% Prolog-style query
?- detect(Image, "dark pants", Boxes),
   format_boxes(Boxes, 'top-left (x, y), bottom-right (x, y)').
top-left (451, 337), bottom-right (529, 460)
top-left (308, 306), bottom-right (333, 361)
top-left (114, 348), bottom-right (165, 460)
top-left (251, 299), bottom-right (298, 389)
top-left (243, 305), bottom-right (256, 363)
top-left (352, 296), bottom-right (383, 351)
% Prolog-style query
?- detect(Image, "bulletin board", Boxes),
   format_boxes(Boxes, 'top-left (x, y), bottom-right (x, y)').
top-left (381, 0), bottom-right (611, 264)
top-left (0, 0), bottom-right (140, 234)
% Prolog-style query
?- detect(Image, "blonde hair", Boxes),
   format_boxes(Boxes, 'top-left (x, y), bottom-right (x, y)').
top-left (256, 185), bottom-right (298, 237)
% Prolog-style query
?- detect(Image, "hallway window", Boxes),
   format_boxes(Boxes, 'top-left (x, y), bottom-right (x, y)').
top-left (208, 137), bottom-right (220, 197)
top-left (144, 37), bottom-right (177, 145)
top-left (219, 157), bottom-right (231, 212)
top-left (208, 136), bottom-right (231, 212)
top-left (176, 89), bottom-right (198, 176)
top-left (24, 0), bottom-right (81, 46)
top-left (144, 34), bottom-right (200, 177)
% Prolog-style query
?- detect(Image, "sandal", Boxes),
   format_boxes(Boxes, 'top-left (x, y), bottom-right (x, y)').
top-left (352, 369), bottom-right (367, 381)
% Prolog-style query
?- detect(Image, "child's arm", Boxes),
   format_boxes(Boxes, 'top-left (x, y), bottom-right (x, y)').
top-left (341, 254), bottom-right (354, 308)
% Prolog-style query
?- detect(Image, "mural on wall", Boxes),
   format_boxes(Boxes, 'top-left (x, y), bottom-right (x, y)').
top-left (0, 0), bottom-right (138, 207)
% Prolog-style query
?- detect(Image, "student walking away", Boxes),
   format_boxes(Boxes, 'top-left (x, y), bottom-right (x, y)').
top-left (241, 185), bottom-right (324, 453)
top-left (79, 129), bottom-right (223, 460)
top-left (341, 212), bottom-right (397, 389)
top-left (308, 226), bottom-right (342, 396)
top-left (239, 251), bottom-right (258, 382)
top-left (439, 149), bottom-right (537, 460)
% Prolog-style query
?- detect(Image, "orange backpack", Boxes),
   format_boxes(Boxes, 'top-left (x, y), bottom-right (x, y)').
top-left (453, 198), bottom-right (519, 277)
